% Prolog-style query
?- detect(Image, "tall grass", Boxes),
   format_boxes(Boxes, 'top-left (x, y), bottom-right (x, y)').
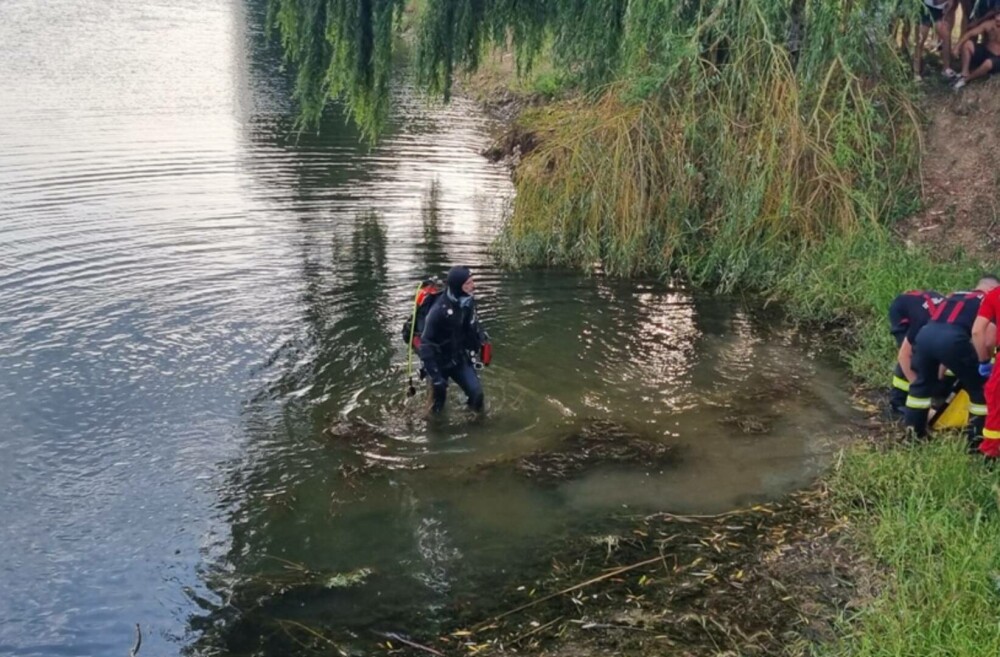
top-left (774, 231), bottom-right (984, 385)
top-left (497, 1), bottom-right (922, 290)
top-left (826, 440), bottom-right (1000, 656)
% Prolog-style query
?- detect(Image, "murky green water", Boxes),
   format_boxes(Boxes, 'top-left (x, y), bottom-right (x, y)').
top-left (0, 1), bottom-right (857, 655)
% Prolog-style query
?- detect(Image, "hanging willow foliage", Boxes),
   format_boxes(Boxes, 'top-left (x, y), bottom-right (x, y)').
top-left (494, 0), bottom-right (921, 282)
top-left (269, 0), bottom-right (919, 284)
top-left (268, 0), bottom-right (642, 132)
top-left (267, 0), bottom-right (403, 137)
top-left (267, 0), bottom-right (913, 138)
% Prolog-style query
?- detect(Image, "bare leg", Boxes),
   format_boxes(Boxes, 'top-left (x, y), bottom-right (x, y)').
top-left (961, 0), bottom-right (973, 34)
top-left (966, 58), bottom-right (994, 81)
top-left (937, 19), bottom-right (954, 71)
top-left (902, 20), bottom-right (912, 58)
top-left (916, 24), bottom-right (930, 78)
top-left (946, 2), bottom-right (960, 36)
top-left (961, 40), bottom-right (975, 76)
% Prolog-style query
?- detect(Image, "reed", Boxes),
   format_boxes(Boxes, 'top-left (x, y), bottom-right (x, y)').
top-left (496, 0), bottom-right (922, 288)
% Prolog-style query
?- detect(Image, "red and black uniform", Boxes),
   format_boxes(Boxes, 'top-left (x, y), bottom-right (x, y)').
top-left (904, 290), bottom-right (990, 443)
top-left (888, 289), bottom-right (944, 412)
top-left (977, 287), bottom-right (1000, 457)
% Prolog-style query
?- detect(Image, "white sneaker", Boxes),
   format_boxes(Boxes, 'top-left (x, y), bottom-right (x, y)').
top-left (953, 77), bottom-right (967, 90)
top-left (915, 74), bottom-right (924, 82)
top-left (943, 68), bottom-right (959, 79)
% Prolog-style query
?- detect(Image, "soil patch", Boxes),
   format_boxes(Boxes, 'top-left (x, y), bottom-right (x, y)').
top-left (896, 76), bottom-right (1000, 261)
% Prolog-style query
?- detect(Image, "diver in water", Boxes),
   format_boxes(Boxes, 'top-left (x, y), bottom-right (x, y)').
top-left (418, 266), bottom-right (491, 414)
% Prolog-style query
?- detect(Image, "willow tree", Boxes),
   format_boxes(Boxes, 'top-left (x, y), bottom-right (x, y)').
top-left (269, 0), bottom-right (920, 283)
top-left (268, 0), bottom-right (660, 134)
top-left (267, 0), bottom-right (404, 138)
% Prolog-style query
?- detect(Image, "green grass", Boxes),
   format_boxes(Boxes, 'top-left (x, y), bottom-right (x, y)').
top-left (769, 230), bottom-right (985, 387)
top-left (826, 439), bottom-right (1000, 656)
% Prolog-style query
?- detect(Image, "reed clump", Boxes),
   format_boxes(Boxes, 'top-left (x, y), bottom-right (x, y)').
top-left (497, 0), bottom-right (922, 288)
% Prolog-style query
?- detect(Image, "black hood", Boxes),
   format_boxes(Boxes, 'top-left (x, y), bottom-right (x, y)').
top-left (446, 266), bottom-right (472, 297)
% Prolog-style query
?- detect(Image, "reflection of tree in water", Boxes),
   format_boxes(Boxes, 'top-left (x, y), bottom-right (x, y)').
top-left (417, 179), bottom-right (449, 274)
top-left (187, 212), bottom-right (417, 656)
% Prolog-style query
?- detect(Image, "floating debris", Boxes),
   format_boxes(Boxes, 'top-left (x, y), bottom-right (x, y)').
top-left (477, 419), bottom-right (681, 485)
top-left (324, 419), bottom-right (425, 476)
top-left (384, 486), bottom-right (873, 657)
top-left (325, 567), bottom-right (374, 589)
top-left (719, 413), bottom-right (774, 435)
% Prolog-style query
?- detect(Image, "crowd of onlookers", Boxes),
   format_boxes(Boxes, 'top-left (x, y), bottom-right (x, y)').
top-left (901, 0), bottom-right (1000, 88)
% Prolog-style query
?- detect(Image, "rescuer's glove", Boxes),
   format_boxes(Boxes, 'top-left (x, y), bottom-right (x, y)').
top-left (979, 361), bottom-right (993, 378)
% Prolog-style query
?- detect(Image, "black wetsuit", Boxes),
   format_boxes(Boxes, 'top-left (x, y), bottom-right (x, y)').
top-left (418, 291), bottom-right (486, 413)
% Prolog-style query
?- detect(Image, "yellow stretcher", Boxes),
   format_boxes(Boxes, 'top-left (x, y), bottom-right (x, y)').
top-left (931, 389), bottom-right (970, 430)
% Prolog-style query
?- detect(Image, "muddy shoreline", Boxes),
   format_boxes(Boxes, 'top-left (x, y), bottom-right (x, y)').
top-left (242, 478), bottom-right (877, 657)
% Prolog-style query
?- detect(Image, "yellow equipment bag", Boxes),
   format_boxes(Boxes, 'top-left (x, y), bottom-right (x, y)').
top-left (932, 389), bottom-right (970, 430)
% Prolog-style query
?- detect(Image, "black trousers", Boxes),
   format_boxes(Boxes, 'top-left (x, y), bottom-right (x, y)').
top-left (429, 361), bottom-right (484, 414)
top-left (892, 330), bottom-right (957, 412)
top-left (890, 330), bottom-right (909, 412)
top-left (904, 324), bottom-right (987, 440)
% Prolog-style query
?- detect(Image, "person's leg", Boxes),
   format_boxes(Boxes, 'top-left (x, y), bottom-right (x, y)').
top-left (961, 40), bottom-right (977, 77)
top-left (961, 0), bottom-right (974, 34)
top-left (904, 343), bottom-right (938, 439)
top-left (449, 362), bottom-right (484, 412)
top-left (981, 370), bottom-right (1000, 457)
top-left (966, 56), bottom-right (995, 81)
top-left (944, 340), bottom-right (988, 450)
top-left (937, 16), bottom-right (955, 74)
top-left (916, 20), bottom-right (931, 78)
top-left (429, 375), bottom-right (449, 414)
top-left (891, 362), bottom-right (911, 414)
top-left (890, 331), bottom-right (909, 414)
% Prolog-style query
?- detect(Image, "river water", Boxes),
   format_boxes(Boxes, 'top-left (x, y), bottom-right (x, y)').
top-left (0, 1), bottom-right (857, 655)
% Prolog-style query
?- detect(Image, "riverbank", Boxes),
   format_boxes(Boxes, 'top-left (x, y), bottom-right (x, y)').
top-left (447, 53), bottom-right (1000, 657)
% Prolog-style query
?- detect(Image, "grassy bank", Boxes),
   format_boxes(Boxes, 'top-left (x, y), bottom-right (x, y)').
top-left (826, 440), bottom-right (1000, 656)
top-left (481, 10), bottom-right (1000, 654)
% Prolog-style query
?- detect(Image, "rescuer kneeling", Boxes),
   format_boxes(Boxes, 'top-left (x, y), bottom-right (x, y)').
top-left (904, 276), bottom-right (1000, 449)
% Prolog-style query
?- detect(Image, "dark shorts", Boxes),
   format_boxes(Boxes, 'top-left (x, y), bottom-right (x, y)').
top-left (970, 43), bottom-right (1000, 72)
top-left (921, 3), bottom-right (945, 25)
top-left (971, 0), bottom-right (1000, 20)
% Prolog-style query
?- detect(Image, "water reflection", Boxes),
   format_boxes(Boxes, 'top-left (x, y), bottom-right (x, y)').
top-left (0, 0), bottom-right (858, 655)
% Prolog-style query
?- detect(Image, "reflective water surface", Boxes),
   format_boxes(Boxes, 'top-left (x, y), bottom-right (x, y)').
top-left (0, 1), bottom-right (856, 655)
